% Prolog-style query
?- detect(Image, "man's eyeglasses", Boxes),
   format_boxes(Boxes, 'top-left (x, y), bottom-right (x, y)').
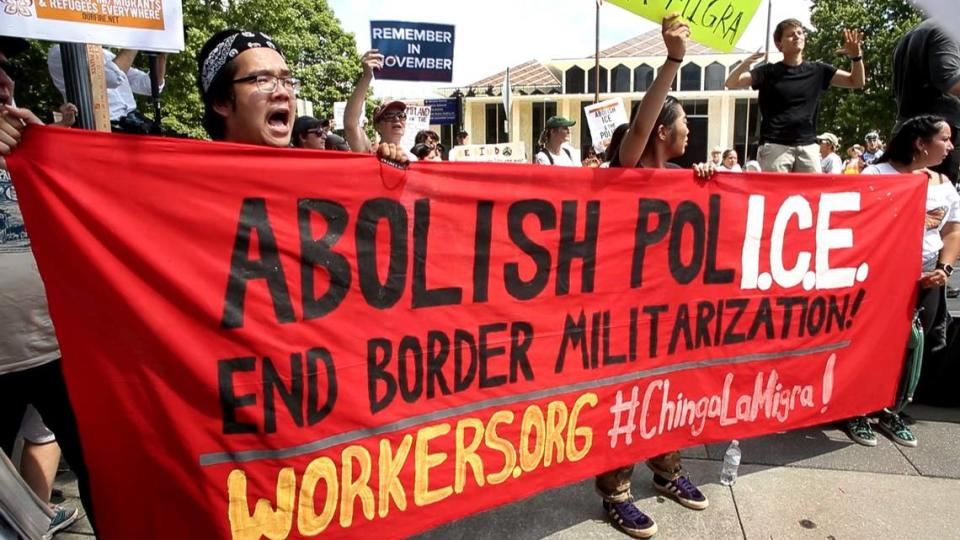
top-left (379, 112), bottom-right (407, 122)
top-left (232, 74), bottom-right (300, 93)
top-left (307, 128), bottom-right (326, 137)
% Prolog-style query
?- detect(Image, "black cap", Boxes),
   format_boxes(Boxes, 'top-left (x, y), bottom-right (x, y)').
top-left (292, 116), bottom-right (321, 145)
top-left (0, 37), bottom-right (29, 59)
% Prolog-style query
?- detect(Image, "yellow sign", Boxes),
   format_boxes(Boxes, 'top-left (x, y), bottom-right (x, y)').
top-left (34, 0), bottom-right (165, 30)
top-left (606, 0), bottom-right (762, 53)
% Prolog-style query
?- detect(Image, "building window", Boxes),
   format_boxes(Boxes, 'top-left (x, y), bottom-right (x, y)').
top-left (657, 64), bottom-right (678, 91)
top-left (587, 66), bottom-right (608, 94)
top-left (705, 62), bottom-right (725, 90)
top-left (634, 64), bottom-right (653, 92)
top-left (680, 63), bottom-right (702, 91)
top-left (733, 98), bottom-right (760, 161)
top-left (580, 100), bottom-right (593, 150)
top-left (682, 99), bottom-right (708, 116)
top-left (532, 101), bottom-right (558, 150)
top-left (565, 66), bottom-right (585, 94)
top-left (611, 65), bottom-right (630, 92)
top-left (485, 103), bottom-right (508, 144)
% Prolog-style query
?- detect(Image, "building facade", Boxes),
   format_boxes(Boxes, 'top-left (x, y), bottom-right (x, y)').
top-left (437, 30), bottom-right (777, 167)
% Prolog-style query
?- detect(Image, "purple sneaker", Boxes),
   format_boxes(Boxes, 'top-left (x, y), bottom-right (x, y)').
top-left (603, 499), bottom-right (658, 538)
top-left (653, 473), bottom-right (709, 510)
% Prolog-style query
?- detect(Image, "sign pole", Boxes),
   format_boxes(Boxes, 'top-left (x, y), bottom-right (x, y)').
top-left (58, 43), bottom-right (96, 130)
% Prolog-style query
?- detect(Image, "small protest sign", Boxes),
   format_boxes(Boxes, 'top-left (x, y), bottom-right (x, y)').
top-left (399, 104), bottom-right (432, 151)
top-left (333, 101), bottom-right (365, 131)
top-left (370, 20), bottom-right (456, 82)
top-left (605, 0), bottom-right (762, 52)
top-left (424, 98), bottom-right (458, 125)
top-left (0, 0), bottom-right (184, 51)
top-left (447, 142), bottom-right (527, 163)
top-left (584, 98), bottom-right (629, 153)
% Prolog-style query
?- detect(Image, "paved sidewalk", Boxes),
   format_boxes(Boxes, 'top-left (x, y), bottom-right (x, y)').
top-left (51, 404), bottom-right (960, 539)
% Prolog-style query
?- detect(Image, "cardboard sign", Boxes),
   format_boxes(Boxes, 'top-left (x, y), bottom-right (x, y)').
top-left (9, 127), bottom-right (925, 539)
top-left (0, 0), bottom-right (184, 52)
top-left (447, 142), bottom-right (527, 163)
top-left (606, 0), bottom-right (762, 52)
top-left (584, 98), bottom-right (629, 153)
top-left (333, 101), bottom-right (365, 131)
top-left (370, 20), bottom-right (455, 82)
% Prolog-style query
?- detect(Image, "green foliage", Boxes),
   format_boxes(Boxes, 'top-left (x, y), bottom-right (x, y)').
top-left (805, 0), bottom-right (921, 147)
top-left (10, 0), bottom-right (365, 139)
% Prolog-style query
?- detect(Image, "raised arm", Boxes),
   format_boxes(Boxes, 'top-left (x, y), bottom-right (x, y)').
top-left (345, 50), bottom-right (382, 154)
top-left (830, 29), bottom-right (866, 89)
top-left (725, 51), bottom-right (763, 89)
top-left (618, 14), bottom-right (688, 169)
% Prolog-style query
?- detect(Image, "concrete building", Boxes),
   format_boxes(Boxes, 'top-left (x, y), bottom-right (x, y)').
top-left (436, 29), bottom-right (776, 167)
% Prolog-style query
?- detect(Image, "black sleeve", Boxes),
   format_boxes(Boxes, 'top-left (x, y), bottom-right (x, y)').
top-left (928, 27), bottom-right (960, 94)
top-left (819, 62), bottom-right (838, 90)
top-left (750, 63), bottom-right (768, 90)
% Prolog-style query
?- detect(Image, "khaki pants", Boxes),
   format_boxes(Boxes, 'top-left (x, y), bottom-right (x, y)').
top-left (595, 451), bottom-right (682, 503)
top-left (758, 142), bottom-right (822, 173)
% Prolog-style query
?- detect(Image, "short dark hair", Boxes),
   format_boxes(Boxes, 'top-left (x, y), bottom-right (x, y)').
top-left (415, 129), bottom-right (440, 144)
top-left (198, 29), bottom-right (242, 140)
top-left (774, 19), bottom-right (804, 43)
top-left (411, 143), bottom-right (434, 160)
top-left (722, 149), bottom-right (737, 159)
top-left (877, 115), bottom-right (948, 166)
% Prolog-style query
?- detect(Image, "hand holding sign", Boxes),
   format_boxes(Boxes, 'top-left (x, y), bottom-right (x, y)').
top-left (360, 49), bottom-right (385, 79)
top-left (663, 12), bottom-right (690, 59)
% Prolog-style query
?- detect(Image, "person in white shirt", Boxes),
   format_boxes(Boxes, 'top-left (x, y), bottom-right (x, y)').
top-left (535, 116), bottom-right (578, 166)
top-left (847, 115), bottom-right (959, 449)
top-left (717, 149), bottom-right (742, 172)
top-left (47, 45), bottom-right (165, 132)
top-left (817, 132), bottom-right (843, 173)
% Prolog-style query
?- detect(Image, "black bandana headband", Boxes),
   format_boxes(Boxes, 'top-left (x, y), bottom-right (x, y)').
top-left (200, 31), bottom-right (283, 94)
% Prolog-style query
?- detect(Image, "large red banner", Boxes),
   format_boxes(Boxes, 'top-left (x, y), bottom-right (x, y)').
top-left (9, 127), bottom-right (925, 539)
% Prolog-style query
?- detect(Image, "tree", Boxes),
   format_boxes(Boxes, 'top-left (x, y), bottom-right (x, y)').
top-left (10, 0), bottom-right (367, 139)
top-left (805, 0), bottom-right (921, 147)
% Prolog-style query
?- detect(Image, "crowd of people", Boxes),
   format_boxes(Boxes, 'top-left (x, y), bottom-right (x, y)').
top-left (0, 11), bottom-right (958, 540)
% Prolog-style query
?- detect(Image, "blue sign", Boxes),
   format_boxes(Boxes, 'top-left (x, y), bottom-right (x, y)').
top-left (370, 20), bottom-right (455, 82)
top-left (424, 98), bottom-right (458, 125)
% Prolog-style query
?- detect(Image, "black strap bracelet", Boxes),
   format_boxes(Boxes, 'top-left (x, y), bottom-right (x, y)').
top-left (666, 55), bottom-right (684, 64)
top-left (849, 55), bottom-right (863, 62)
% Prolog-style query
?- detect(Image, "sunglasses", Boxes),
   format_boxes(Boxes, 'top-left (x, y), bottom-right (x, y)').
top-left (0, 60), bottom-right (20, 81)
top-left (379, 112), bottom-right (407, 122)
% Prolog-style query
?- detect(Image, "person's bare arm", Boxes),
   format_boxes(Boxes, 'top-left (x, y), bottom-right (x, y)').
top-left (618, 14), bottom-right (688, 168)
top-left (113, 49), bottom-right (138, 73)
top-left (830, 29), bottom-right (866, 89)
top-left (939, 222), bottom-right (960, 268)
top-left (345, 50), bottom-right (382, 154)
top-left (725, 51), bottom-right (762, 89)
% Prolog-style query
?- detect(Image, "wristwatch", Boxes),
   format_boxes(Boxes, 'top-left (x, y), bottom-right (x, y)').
top-left (936, 262), bottom-right (954, 276)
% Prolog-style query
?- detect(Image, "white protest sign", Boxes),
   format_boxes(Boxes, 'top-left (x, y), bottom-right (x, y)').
top-left (333, 101), bottom-right (365, 130)
top-left (448, 142), bottom-right (527, 163)
top-left (399, 105), bottom-right (431, 150)
top-left (0, 0), bottom-right (184, 52)
top-left (584, 98), bottom-right (629, 153)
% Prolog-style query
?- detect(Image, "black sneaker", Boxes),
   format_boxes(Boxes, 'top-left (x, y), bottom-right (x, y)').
top-left (653, 474), bottom-right (709, 510)
top-left (602, 499), bottom-right (658, 538)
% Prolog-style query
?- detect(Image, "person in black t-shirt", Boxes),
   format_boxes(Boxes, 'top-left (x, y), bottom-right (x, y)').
top-left (726, 19), bottom-right (866, 173)
top-left (893, 19), bottom-right (960, 185)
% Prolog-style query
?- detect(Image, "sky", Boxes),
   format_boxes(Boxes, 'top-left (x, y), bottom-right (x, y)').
top-left (326, 0), bottom-right (813, 99)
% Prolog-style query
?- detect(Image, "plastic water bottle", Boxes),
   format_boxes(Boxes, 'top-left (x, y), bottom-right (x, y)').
top-left (720, 440), bottom-right (741, 486)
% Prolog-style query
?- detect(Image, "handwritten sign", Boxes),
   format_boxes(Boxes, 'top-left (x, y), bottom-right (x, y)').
top-left (447, 142), bottom-right (527, 163)
top-left (606, 0), bottom-right (762, 52)
top-left (584, 98), bottom-right (629, 153)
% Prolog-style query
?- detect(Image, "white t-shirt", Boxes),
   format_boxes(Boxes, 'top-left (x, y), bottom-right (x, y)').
top-left (535, 148), bottom-right (578, 167)
top-left (718, 164), bottom-right (742, 172)
top-left (821, 153), bottom-right (843, 174)
top-left (862, 163), bottom-right (960, 269)
top-left (48, 45), bottom-right (161, 121)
